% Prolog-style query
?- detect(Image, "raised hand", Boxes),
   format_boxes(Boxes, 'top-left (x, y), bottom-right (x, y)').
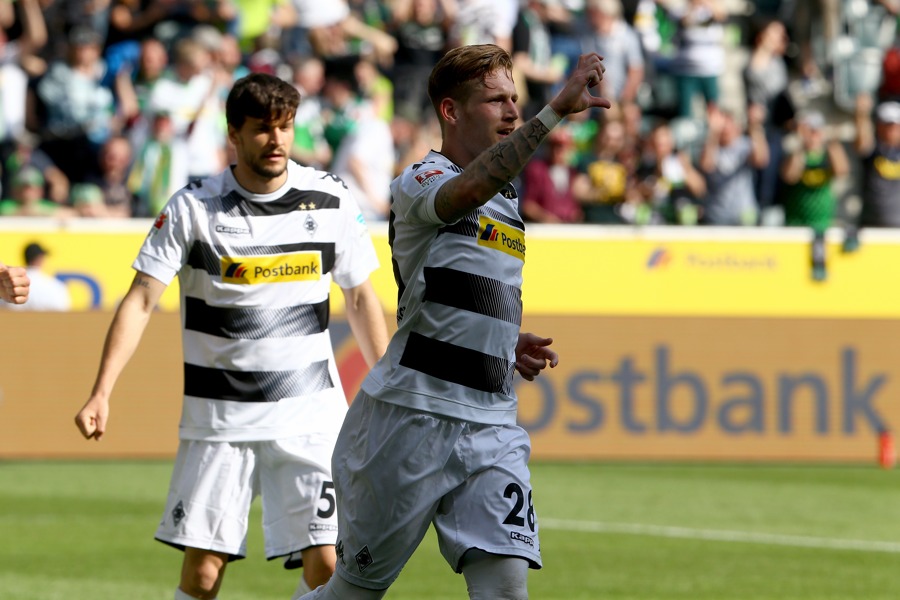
top-left (548, 53), bottom-right (612, 118)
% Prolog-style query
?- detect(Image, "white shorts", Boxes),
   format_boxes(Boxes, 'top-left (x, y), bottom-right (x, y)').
top-left (332, 391), bottom-right (542, 590)
top-left (155, 434), bottom-right (339, 562)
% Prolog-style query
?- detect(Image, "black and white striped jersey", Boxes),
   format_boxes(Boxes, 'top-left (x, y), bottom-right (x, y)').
top-left (133, 161), bottom-right (379, 441)
top-left (362, 150), bottom-right (525, 425)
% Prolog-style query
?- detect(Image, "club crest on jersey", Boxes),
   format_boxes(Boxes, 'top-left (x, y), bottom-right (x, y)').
top-left (305, 214), bottom-right (318, 237)
top-left (221, 252), bottom-right (322, 284)
top-left (414, 169), bottom-right (444, 187)
top-left (477, 216), bottom-right (525, 260)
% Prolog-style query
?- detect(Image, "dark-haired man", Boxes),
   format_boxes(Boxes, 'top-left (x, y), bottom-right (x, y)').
top-left (299, 44), bottom-right (609, 600)
top-left (74, 73), bottom-right (389, 600)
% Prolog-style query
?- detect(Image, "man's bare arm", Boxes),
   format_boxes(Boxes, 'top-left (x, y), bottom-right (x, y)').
top-left (435, 118), bottom-right (552, 222)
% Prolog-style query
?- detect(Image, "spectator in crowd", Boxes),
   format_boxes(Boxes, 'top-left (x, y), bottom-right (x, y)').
top-left (512, 0), bottom-right (568, 121)
top-left (290, 55), bottom-right (332, 169)
top-left (580, 0), bottom-right (645, 112)
top-left (790, 0), bottom-right (841, 85)
top-left (35, 25), bottom-right (114, 183)
top-left (232, 0), bottom-right (297, 55)
top-left (635, 120), bottom-right (707, 225)
top-left (321, 56), bottom-right (367, 153)
top-left (297, 0), bottom-right (398, 67)
top-left (521, 125), bottom-right (585, 223)
top-left (0, 166), bottom-right (74, 217)
top-left (449, 0), bottom-right (518, 50)
top-left (3, 242), bottom-right (70, 311)
top-left (128, 110), bottom-right (189, 217)
top-left (744, 17), bottom-right (793, 216)
top-left (664, 0), bottom-right (727, 119)
top-left (105, 0), bottom-right (237, 51)
top-left (354, 54), bottom-right (393, 122)
top-left (0, 0), bottom-right (47, 160)
top-left (388, 0), bottom-right (455, 124)
top-left (2, 131), bottom-right (70, 205)
top-left (391, 109), bottom-right (441, 175)
top-left (781, 110), bottom-right (850, 281)
top-left (87, 134), bottom-right (138, 217)
top-left (854, 93), bottom-right (900, 227)
top-left (147, 36), bottom-right (227, 181)
top-left (114, 36), bottom-right (169, 132)
top-left (698, 104), bottom-right (769, 226)
top-left (324, 58), bottom-right (394, 221)
top-left (780, 110), bottom-right (849, 234)
top-left (206, 29), bottom-right (249, 89)
top-left (577, 117), bottom-right (640, 223)
top-left (71, 181), bottom-right (112, 218)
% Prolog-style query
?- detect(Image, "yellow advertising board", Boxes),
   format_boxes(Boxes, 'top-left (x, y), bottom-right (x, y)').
top-left (2, 221), bottom-right (900, 317)
top-left (3, 220), bottom-right (900, 462)
top-left (0, 312), bottom-right (895, 463)
top-left (517, 315), bottom-right (899, 462)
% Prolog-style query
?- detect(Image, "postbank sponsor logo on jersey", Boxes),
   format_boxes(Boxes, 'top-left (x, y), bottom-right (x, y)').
top-left (414, 169), bottom-right (444, 187)
top-left (221, 252), bottom-right (322, 284)
top-left (478, 216), bottom-right (526, 260)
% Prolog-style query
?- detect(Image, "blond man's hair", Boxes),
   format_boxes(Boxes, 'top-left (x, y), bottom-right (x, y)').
top-left (427, 44), bottom-right (514, 120)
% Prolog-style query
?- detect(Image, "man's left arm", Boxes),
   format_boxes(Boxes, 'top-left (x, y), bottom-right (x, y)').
top-left (341, 279), bottom-right (389, 368)
top-left (0, 262), bottom-right (30, 305)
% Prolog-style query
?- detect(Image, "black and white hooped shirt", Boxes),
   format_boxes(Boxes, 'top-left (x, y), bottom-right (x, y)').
top-left (362, 150), bottom-right (525, 426)
top-left (134, 161), bottom-right (378, 441)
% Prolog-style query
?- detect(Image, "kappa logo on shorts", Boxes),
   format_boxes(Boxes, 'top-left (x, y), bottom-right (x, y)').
top-left (336, 540), bottom-right (346, 566)
top-left (355, 545), bottom-right (374, 572)
top-left (510, 531), bottom-right (534, 547)
top-left (309, 523), bottom-right (338, 533)
top-left (172, 500), bottom-right (186, 527)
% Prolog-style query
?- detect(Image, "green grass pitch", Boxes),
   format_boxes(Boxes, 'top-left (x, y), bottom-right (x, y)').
top-left (2, 461), bottom-right (899, 599)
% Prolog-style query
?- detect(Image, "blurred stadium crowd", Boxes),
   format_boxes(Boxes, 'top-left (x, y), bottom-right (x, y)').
top-left (0, 0), bottom-right (898, 230)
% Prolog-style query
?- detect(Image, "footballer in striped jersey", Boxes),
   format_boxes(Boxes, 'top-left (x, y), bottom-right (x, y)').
top-left (75, 73), bottom-right (389, 600)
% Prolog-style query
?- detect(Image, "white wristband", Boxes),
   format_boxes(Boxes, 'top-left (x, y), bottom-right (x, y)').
top-left (536, 105), bottom-right (562, 130)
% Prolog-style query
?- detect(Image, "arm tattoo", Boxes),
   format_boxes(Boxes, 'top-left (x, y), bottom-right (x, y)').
top-left (134, 277), bottom-right (151, 290)
top-left (436, 117), bottom-right (552, 221)
top-left (476, 119), bottom-right (550, 186)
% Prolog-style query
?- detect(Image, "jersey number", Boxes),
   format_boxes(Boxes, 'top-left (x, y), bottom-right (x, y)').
top-left (502, 483), bottom-right (535, 532)
top-left (317, 481), bottom-right (336, 518)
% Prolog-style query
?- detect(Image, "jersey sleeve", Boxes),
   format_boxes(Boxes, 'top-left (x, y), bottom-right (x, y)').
top-left (392, 162), bottom-right (462, 226)
top-left (131, 191), bottom-right (194, 285)
top-left (330, 181), bottom-right (380, 290)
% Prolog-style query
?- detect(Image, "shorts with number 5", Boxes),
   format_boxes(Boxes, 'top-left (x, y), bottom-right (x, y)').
top-left (155, 435), bottom-right (339, 561)
top-left (332, 391), bottom-right (541, 590)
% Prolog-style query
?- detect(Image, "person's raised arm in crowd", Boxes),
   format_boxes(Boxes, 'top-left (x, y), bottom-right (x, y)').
top-left (854, 92), bottom-right (877, 157)
top-left (747, 103), bottom-right (770, 170)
